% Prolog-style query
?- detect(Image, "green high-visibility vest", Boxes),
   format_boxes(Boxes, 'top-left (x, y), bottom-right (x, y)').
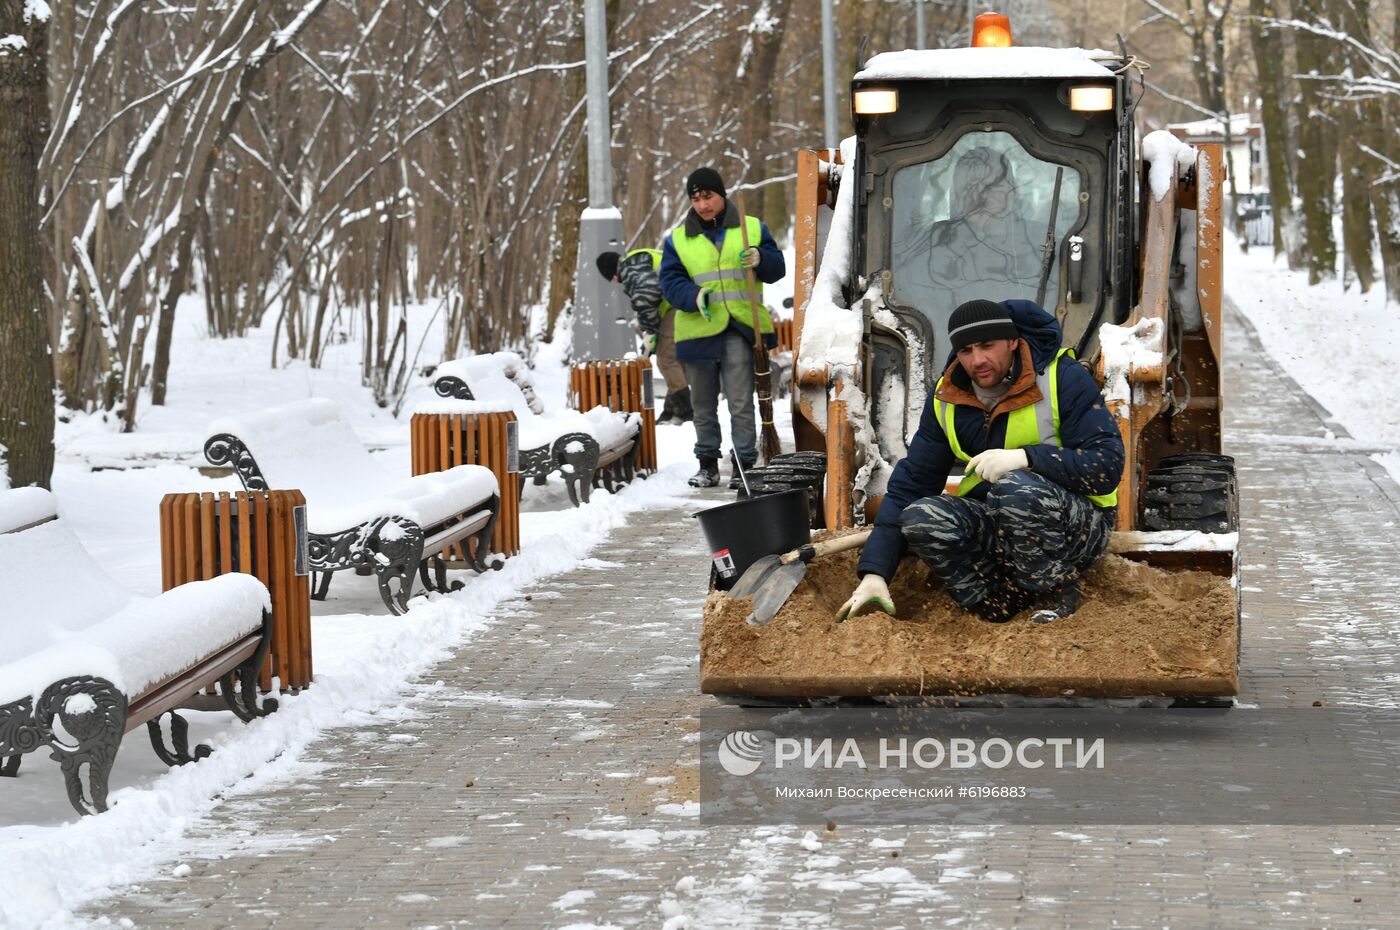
top-left (668, 216), bottom-right (773, 344)
top-left (627, 247), bottom-right (673, 320)
top-left (932, 348), bottom-right (1119, 508)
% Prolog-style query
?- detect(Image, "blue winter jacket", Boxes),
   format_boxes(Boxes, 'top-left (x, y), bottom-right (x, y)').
top-left (658, 204), bottom-right (785, 362)
top-left (856, 299), bottom-right (1125, 582)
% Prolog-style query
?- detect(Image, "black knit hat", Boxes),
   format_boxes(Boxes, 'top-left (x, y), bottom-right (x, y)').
top-left (595, 251), bottom-right (621, 280)
top-left (948, 299), bottom-right (1017, 351)
top-left (686, 166), bottom-right (726, 199)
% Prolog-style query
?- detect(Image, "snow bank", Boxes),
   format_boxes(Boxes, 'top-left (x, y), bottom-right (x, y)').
top-left (1142, 130), bottom-right (1197, 202)
top-left (856, 46), bottom-right (1115, 82)
top-left (210, 398), bottom-right (497, 533)
top-left (0, 484), bottom-right (56, 533)
top-left (1224, 226), bottom-right (1400, 487)
top-left (1098, 318), bottom-right (1163, 403)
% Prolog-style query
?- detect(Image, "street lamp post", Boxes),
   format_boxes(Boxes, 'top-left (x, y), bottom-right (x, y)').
top-left (574, 0), bottom-right (632, 362)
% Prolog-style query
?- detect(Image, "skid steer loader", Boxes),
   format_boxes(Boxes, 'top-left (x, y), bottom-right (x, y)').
top-left (700, 15), bottom-right (1240, 703)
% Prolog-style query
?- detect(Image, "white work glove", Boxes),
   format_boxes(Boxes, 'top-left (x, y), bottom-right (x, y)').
top-left (836, 574), bottom-right (895, 622)
top-left (739, 247), bottom-right (761, 269)
top-left (966, 448), bottom-right (1029, 483)
top-left (695, 282), bottom-right (717, 320)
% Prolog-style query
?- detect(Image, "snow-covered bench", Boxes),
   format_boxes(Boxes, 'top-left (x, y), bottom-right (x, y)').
top-left (204, 398), bottom-right (501, 614)
top-left (429, 352), bottom-right (642, 506)
top-left (0, 488), bottom-right (277, 816)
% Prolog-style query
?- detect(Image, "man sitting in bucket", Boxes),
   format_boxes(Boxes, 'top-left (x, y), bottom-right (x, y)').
top-left (840, 299), bottom-right (1125, 624)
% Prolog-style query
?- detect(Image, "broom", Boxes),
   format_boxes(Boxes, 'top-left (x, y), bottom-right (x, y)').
top-left (734, 192), bottom-right (783, 465)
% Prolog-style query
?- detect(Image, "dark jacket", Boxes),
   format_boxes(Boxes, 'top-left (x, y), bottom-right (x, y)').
top-left (616, 249), bottom-right (663, 334)
top-left (856, 299), bottom-right (1125, 581)
top-left (659, 203), bottom-right (785, 361)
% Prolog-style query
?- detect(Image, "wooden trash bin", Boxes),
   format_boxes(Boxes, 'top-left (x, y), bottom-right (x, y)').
top-left (159, 490), bottom-right (312, 692)
top-left (568, 358), bottom-right (657, 474)
top-left (410, 408), bottom-right (520, 559)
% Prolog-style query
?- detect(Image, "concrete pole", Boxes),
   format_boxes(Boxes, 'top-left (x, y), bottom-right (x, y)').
top-left (574, 0), bottom-right (633, 362)
top-left (915, 0), bottom-right (926, 49)
top-left (583, 0), bottom-right (612, 206)
top-left (821, 0), bottom-right (838, 149)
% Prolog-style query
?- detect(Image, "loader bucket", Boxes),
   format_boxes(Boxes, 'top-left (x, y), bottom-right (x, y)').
top-left (699, 530), bottom-right (1239, 703)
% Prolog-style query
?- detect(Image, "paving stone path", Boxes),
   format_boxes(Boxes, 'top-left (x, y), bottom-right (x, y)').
top-left (94, 302), bottom-right (1400, 928)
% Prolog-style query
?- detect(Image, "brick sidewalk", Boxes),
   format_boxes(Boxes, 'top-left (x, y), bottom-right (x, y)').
top-left (92, 302), bottom-right (1400, 929)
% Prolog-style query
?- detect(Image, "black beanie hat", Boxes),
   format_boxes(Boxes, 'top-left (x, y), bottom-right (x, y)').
top-left (948, 299), bottom-right (1017, 351)
top-left (595, 251), bottom-right (621, 280)
top-left (686, 167), bottom-right (726, 199)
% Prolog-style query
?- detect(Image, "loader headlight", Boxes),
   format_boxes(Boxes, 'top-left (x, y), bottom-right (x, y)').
top-left (1069, 85), bottom-right (1114, 112)
top-left (853, 88), bottom-right (899, 115)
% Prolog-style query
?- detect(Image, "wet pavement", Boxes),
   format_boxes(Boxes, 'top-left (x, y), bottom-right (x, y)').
top-left (91, 300), bottom-right (1400, 929)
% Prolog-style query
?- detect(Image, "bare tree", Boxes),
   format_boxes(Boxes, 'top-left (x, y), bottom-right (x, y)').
top-left (0, 0), bottom-right (54, 488)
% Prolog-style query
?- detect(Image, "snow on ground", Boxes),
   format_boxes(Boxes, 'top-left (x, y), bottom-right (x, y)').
top-left (1224, 230), bottom-right (1400, 484)
top-left (0, 290), bottom-right (774, 928)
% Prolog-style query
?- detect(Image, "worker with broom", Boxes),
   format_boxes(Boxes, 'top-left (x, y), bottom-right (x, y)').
top-left (659, 167), bottom-right (785, 488)
top-left (840, 299), bottom-right (1125, 624)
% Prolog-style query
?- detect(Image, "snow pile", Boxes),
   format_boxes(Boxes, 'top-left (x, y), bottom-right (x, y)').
top-left (433, 350), bottom-right (546, 416)
top-left (0, 484), bottom-right (56, 532)
top-left (1098, 318), bottom-right (1164, 403)
top-left (0, 35), bottom-right (26, 53)
top-left (0, 492), bottom-right (267, 705)
top-left (856, 46), bottom-right (1116, 82)
top-left (210, 398), bottom-right (498, 533)
top-left (1142, 130), bottom-right (1197, 202)
top-left (410, 399), bottom-right (515, 417)
top-left (797, 136), bottom-right (863, 376)
top-left (1112, 530), bottom-right (1239, 552)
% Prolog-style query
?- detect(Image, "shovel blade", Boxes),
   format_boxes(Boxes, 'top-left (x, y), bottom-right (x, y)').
top-left (745, 561), bottom-right (807, 627)
top-left (729, 554), bottom-right (782, 600)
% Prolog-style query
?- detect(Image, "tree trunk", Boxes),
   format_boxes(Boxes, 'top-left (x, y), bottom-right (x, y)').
top-left (0, 1), bottom-right (55, 488)
top-left (1292, 0), bottom-right (1338, 284)
top-left (1248, 0), bottom-right (1299, 263)
top-left (736, 0), bottom-right (794, 238)
top-left (1335, 0), bottom-right (1377, 293)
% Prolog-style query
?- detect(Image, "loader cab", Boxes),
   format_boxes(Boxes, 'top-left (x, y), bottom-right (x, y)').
top-left (848, 45), bottom-right (1137, 458)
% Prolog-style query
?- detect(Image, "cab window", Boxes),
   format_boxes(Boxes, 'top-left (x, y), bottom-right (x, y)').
top-left (889, 130), bottom-right (1085, 318)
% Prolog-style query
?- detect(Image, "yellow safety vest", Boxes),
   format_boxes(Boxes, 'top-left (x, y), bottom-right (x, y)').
top-left (932, 348), bottom-right (1119, 508)
top-left (628, 247), bottom-right (673, 321)
top-left (668, 216), bottom-right (773, 343)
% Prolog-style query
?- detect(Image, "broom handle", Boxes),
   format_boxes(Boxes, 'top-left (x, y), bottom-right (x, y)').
top-left (734, 193), bottom-right (768, 371)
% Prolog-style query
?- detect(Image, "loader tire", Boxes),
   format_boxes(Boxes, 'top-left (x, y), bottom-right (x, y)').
top-left (1141, 453), bottom-right (1238, 534)
top-left (731, 452), bottom-right (827, 528)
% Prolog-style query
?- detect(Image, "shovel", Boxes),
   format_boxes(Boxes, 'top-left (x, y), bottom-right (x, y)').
top-left (728, 529), bottom-right (873, 627)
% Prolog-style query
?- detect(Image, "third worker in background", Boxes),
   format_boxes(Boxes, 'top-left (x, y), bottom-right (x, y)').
top-left (596, 248), bottom-right (692, 425)
top-left (659, 166), bottom-right (786, 488)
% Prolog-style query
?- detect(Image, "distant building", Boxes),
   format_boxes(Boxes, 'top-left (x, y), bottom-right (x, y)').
top-left (1167, 113), bottom-right (1263, 194)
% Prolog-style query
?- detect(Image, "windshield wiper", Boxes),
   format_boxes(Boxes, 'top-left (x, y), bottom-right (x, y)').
top-left (1034, 166), bottom-right (1064, 307)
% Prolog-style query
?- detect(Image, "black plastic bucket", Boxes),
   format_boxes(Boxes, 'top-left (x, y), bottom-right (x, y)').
top-left (694, 488), bottom-right (811, 590)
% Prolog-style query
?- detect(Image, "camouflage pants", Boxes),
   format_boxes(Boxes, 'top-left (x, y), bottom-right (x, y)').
top-left (898, 470), bottom-right (1115, 608)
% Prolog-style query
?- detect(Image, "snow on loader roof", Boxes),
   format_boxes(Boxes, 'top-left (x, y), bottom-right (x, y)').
top-left (854, 46), bottom-right (1118, 82)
